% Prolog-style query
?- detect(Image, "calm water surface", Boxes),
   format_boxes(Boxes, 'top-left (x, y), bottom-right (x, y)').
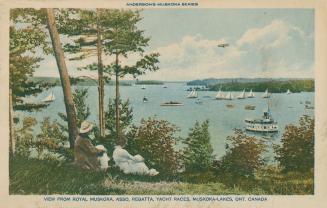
top-left (22, 83), bottom-right (314, 160)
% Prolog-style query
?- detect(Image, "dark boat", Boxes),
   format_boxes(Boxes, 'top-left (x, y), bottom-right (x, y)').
top-left (160, 101), bottom-right (183, 106)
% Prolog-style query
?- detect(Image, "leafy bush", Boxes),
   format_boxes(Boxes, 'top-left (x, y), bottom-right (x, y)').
top-left (125, 117), bottom-right (182, 176)
top-left (215, 129), bottom-right (266, 185)
top-left (14, 117), bottom-right (37, 157)
top-left (182, 120), bottom-right (214, 172)
top-left (35, 117), bottom-right (73, 160)
top-left (274, 116), bottom-right (314, 173)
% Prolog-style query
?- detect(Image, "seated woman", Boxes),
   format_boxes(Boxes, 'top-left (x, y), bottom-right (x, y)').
top-left (74, 121), bottom-right (104, 171)
top-left (113, 145), bottom-right (159, 176)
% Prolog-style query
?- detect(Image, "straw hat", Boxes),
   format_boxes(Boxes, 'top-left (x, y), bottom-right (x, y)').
top-left (79, 121), bottom-right (94, 134)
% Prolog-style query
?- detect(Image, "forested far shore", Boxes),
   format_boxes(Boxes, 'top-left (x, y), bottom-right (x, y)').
top-left (29, 77), bottom-right (169, 86)
top-left (135, 80), bottom-right (164, 85)
top-left (207, 79), bottom-right (314, 93)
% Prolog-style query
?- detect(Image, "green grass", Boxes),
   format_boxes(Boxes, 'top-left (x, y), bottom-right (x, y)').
top-left (9, 156), bottom-right (313, 195)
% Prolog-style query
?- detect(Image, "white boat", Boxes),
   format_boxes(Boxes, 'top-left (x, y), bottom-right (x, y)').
top-left (261, 89), bottom-right (270, 98)
top-left (187, 89), bottom-right (198, 98)
top-left (247, 89), bottom-right (255, 98)
top-left (237, 89), bottom-right (246, 99)
top-left (286, 89), bottom-right (291, 94)
top-left (215, 89), bottom-right (225, 100)
top-left (245, 106), bottom-right (278, 133)
top-left (225, 91), bottom-right (233, 100)
top-left (141, 85), bottom-right (146, 90)
top-left (42, 91), bottom-right (55, 102)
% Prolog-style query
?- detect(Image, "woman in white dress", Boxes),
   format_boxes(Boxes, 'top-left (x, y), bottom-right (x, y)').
top-left (112, 145), bottom-right (159, 176)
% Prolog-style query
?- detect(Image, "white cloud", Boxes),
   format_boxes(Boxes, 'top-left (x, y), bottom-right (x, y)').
top-left (35, 19), bottom-right (313, 81)
top-left (140, 19), bottom-right (314, 81)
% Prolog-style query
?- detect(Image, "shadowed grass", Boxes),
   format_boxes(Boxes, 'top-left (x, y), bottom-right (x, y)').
top-left (9, 156), bottom-right (313, 195)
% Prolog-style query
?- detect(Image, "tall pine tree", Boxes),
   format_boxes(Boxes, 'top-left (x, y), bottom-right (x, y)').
top-left (101, 9), bottom-right (160, 145)
top-left (183, 120), bottom-right (214, 172)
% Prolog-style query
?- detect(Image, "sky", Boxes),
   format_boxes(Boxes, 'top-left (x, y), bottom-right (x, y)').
top-left (34, 9), bottom-right (314, 81)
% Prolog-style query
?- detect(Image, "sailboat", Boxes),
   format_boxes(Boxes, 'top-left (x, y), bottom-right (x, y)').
top-left (215, 89), bottom-right (225, 100)
top-left (262, 89), bottom-right (270, 98)
top-left (225, 91), bottom-right (233, 100)
top-left (286, 89), bottom-right (291, 94)
top-left (187, 89), bottom-right (198, 98)
top-left (237, 89), bottom-right (246, 99)
top-left (141, 85), bottom-right (146, 90)
top-left (42, 91), bottom-right (55, 102)
top-left (247, 89), bottom-right (255, 98)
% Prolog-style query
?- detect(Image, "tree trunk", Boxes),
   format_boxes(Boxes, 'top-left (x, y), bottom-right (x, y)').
top-left (96, 9), bottom-right (105, 137)
top-left (9, 88), bottom-right (15, 155)
top-left (46, 8), bottom-right (78, 149)
top-left (115, 53), bottom-right (122, 145)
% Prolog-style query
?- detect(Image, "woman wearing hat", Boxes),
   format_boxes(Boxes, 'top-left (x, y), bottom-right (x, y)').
top-left (74, 121), bottom-right (104, 171)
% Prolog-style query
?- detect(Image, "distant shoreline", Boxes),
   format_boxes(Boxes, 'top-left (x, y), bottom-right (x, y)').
top-left (187, 78), bottom-right (314, 93)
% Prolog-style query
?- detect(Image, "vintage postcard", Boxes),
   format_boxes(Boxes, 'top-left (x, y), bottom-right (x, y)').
top-left (1, 0), bottom-right (327, 207)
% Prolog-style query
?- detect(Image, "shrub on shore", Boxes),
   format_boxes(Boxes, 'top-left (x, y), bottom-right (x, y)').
top-left (125, 117), bottom-right (182, 177)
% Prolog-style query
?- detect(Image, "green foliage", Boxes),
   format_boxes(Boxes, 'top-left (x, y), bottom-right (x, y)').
top-left (58, 88), bottom-right (91, 131)
top-left (10, 9), bottom-right (52, 111)
top-left (126, 117), bottom-right (182, 176)
top-left (106, 98), bottom-right (133, 138)
top-left (209, 79), bottom-right (314, 93)
top-left (215, 129), bottom-right (266, 185)
top-left (35, 118), bottom-right (72, 160)
top-left (274, 116), bottom-right (314, 173)
top-left (99, 98), bottom-right (133, 151)
top-left (14, 117), bottom-right (38, 157)
top-left (58, 9), bottom-right (113, 80)
top-left (182, 120), bottom-right (214, 172)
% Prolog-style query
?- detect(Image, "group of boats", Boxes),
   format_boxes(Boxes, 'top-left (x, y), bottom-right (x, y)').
top-left (41, 86), bottom-right (296, 134)
top-left (185, 88), bottom-right (280, 133)
top-left (214, 89), bottom-right (275, 100)
top-left (215, 89), bottom-right (255, 100)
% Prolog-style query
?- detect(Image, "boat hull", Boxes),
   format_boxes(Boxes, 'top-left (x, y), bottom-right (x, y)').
top-left (160, 103), bottom-right (183, 106)
top-left (245, 122), bottom-right (278, 133)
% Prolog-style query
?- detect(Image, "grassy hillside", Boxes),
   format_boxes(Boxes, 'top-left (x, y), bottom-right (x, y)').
top-left (9, 157), bottom-right (313, 195)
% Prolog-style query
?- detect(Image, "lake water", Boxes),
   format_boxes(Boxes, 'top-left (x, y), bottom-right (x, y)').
top-left (22, 83), bottom-right (314, 160)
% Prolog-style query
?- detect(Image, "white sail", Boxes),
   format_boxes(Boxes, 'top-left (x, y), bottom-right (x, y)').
top-left (141, 85), bottom-right (146, 89)
top-left (237, 89), bottom-right (246, 99)
top-left (42, 92), bottom-right (55, 102)
top-left (247, 89), bottom-right (255, 98)
top-left (225, 92), bottom-right (233, 100)
top-left (286, 89), bottom-right (291, 94)
top-left (187, 89), bottom-right (198, 98)
top-left (215, 89), bottom-right (225, 99)
top-left (262, 89), bottom-right (270, 98)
